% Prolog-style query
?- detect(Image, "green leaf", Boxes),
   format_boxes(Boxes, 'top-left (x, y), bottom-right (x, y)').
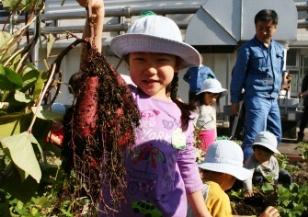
top-left (22, 69), bottom-right (40, 90)
top-left (2, 0), bottom-right (20, 9)
top-left (0, 78), bottom-right (15, 90)
top-left (31, 106), bottom-right (64, 121)
top-left (0, 132), bottom-right (42, 183)
top-left (0, 32), bottom-right (18, 61)
top-left (30, 207), bottom-right (39, 215)
top-left (2, 0), bottom-right (27, 11)
top-left (0, 65), bottom-right (23, 90)
top-left (0, 71), bottom-right (15, 91)
top-left (0, 31), bottom-right (12, 50)
top-left (2, 0), bottom-right (44, 13)
top-left (4, 67), bottom-right (23, 87)
top-left (46, 34), bottom-right (56, 58)
top-left (261, 182), bottom-right (274, 193)
top-left (14, 90), bottom-right (32, 103)
top-left (33, 72), bottom-right (46, 100)
top-left (28, 132), bottom-right (44, 162)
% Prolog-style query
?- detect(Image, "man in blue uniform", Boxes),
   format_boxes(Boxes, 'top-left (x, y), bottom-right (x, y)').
top-left (230, 9), bottom-right (285, 160)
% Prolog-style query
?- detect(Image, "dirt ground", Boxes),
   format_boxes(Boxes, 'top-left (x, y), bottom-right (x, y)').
top-left (229, 128), bottom-right (308, 217)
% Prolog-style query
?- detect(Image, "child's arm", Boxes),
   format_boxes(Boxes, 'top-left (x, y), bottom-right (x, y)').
top-left (177, 123), bottom-right (212, 217)
top-left (76, 0), bottom-right (104, 66)
top-left (243, 159), bottom-right (255, 197)
top-left (243, 178), bottom-right (254, 197)
top-left (272, 156), bottom-right (280, 182)
top-left (243, 173), bottom-right (254, 197)
top-left (188, 191), bottom-right (212, 217)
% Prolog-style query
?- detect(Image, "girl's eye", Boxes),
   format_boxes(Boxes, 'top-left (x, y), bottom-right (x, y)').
top-left (133, 57), bottom-right (145, 62)
top-left (157, 58), bottom-right (170, 63)
top-left (209, 93), bottom-right (219, 98)
top-left (156, 55), bottom-right (174, 62)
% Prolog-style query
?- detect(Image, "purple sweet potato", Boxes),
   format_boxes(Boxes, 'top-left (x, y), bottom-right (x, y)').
top-left (74, 75), bottom-right (99, 138)
top-left (64, 48), bottom-right (140, 215)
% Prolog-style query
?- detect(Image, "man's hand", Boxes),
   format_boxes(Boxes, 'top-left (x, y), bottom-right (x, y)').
top-left (231, 103), bottom-right (240, 116)
top-left (299, 90), bottom-right (308, 98)
top-left (282, 72), bottom-right (292, 91)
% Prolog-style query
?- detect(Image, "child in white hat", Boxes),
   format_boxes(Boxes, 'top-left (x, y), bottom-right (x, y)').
top-left (187, 140), bottom-right (280, 217)
top-left (194, 78), bottom-right (227, 151)
top-left (183, 65), bottom-right (216, 103)
top-left (243, 131), bottom-right (291, 197)
top-left (76, 0), bottom-right (211, 217)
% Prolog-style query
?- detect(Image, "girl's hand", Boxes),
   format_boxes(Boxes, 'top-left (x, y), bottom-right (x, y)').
top-left (77, 0), bottom-right (104, 55)
top-left (46, 122), bottom-right (64, 147)
top-left (76, 0), bottom-right (103, 9)
top-left (76, 0), bottom-right (104, 13)
top-left (259, 206), bottom-right (280, 217)
top-left (244, 190), bottom-right (254, 197)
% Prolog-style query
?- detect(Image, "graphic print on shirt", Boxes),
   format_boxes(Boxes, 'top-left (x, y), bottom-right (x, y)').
top-left (128, 143), bottom-right (171, 197)
top-left (127, 108), bottom-right (180, 201)
top-left (136, 109), bottom-right (181, 142)
top-left (131, 143), bottom-right (166, 169)
top-left (162, 119), bottom-right (175, 129)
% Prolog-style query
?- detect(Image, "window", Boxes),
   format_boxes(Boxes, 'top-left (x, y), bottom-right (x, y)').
top-left (287, 49), bottom-right (298, 67)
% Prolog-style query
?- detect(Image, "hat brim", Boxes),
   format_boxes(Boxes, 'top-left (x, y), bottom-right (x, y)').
top-left (110, 33), bottom-right (202, 69)
top-left (196, 88), bottom-right (227, 96)
top-left (198, 162), bottom-right (252, 181)
top-left (253, 143), bottom-right (280, 154)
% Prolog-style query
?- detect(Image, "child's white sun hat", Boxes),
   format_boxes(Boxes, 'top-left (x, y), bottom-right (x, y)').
top-left (196, 78), bottom-right (227, 95)
top-left (198, 140), bottom-right (251, 180)
top-left (253, 131), bottom-right (280, 154)
top-left (110, 15), bottom-right (202, 69)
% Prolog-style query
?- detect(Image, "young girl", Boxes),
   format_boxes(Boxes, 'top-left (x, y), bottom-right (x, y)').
top-left (76, 0), bottom-right (212, 216)
top-left (194, 79), bottom-right (227, 152)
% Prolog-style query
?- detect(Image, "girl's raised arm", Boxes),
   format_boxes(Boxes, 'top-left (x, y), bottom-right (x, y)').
top-left (76, 0), bottom-right (105, 67)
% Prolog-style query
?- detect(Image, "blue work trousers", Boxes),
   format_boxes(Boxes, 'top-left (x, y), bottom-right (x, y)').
top-left (242, 96), bottom-right (282, 159)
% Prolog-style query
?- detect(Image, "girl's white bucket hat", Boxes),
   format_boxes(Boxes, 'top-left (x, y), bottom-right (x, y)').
top-left (253, 131), bottom-right (280, 154)
top-left (196, 78), bottom-right (227, 95)
top-left (110, 15), bottom-right (202, 69)
top-left (198, 140), bottom-right (251, 180)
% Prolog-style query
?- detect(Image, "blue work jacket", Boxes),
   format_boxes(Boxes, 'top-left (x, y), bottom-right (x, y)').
top-left (230, 37), bottom-right (285, 103)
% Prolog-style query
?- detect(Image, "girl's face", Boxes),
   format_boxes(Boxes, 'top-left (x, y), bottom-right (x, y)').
top-left (203, 92), bottom-right (219, 106)
top-left (128, 52), bottom-right (178, 100)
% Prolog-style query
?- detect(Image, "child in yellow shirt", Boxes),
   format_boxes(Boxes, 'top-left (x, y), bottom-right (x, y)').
top-left (187, 140), bottom-right (281, 217)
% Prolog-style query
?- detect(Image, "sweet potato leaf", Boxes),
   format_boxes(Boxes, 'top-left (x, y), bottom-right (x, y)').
top-left (0, 132), bottom-right (42, 183)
